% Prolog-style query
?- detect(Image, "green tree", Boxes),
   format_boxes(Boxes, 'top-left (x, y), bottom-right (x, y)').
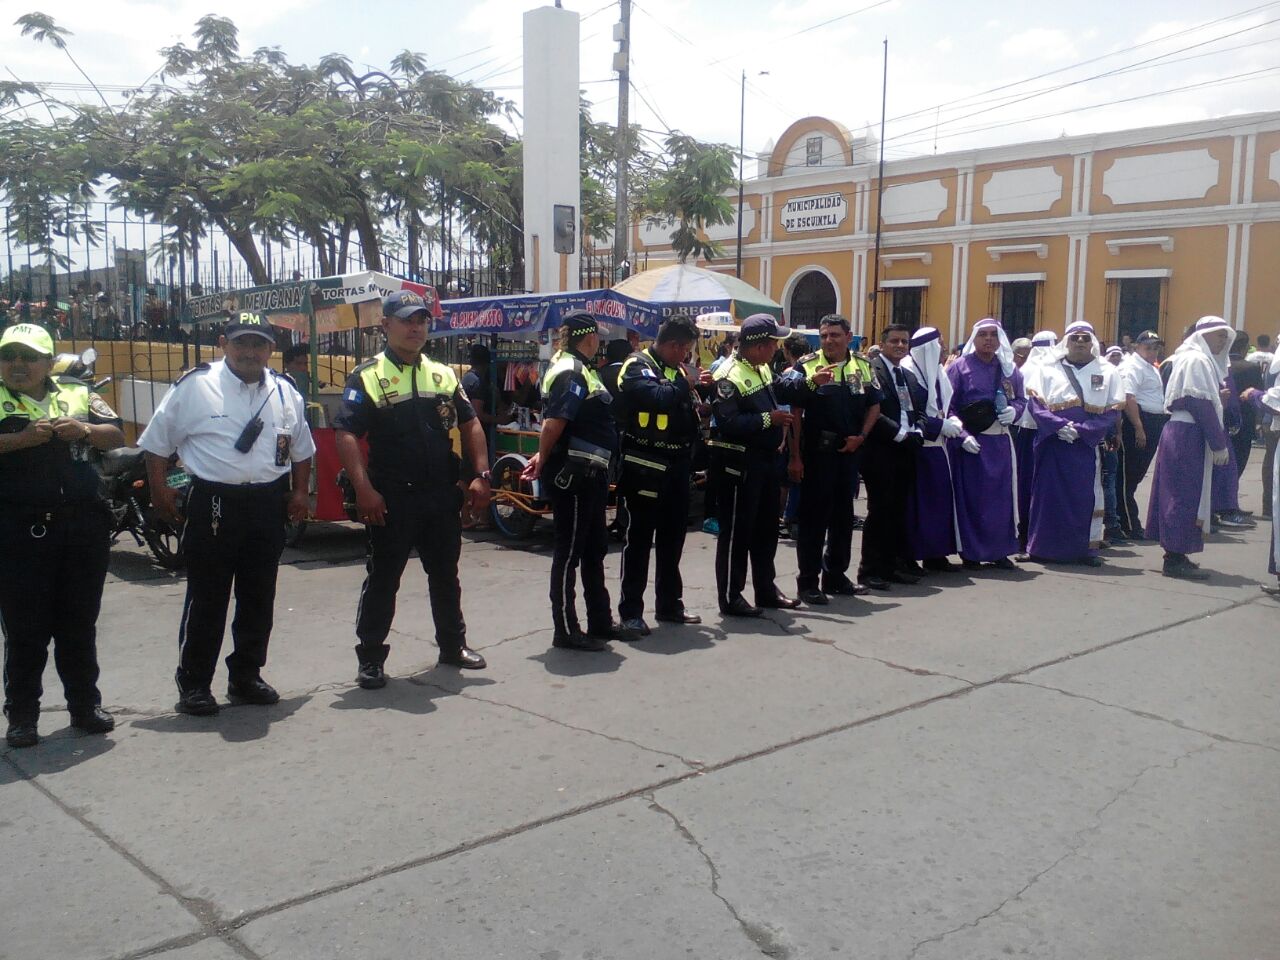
top-left (642, 133), bottom-right (735, 263)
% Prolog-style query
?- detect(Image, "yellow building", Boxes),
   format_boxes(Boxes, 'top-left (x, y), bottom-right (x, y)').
top-left (613, 111), bottom-right (1280, 348)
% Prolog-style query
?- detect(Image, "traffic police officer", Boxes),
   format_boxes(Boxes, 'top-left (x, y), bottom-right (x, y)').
top-left (141, 312), bottom-right (314, 717)
top-left (0, 323), bottom-right (124, 748)
top-left (710, 314), bottom-right (802, 617)
top-left (522, 311), bottom-right (620, 651)
top-left (614, 315), bottom-right (703, 635)
top-left (780, 314), bottom-right (882, 604)
top-left (335, 291), bottom-right (492, 688)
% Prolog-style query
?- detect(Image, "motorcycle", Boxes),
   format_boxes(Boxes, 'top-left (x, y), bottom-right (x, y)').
top-left (101, 448), bottom-right (190, 570)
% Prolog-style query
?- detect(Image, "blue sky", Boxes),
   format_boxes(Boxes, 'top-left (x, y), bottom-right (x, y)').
top-left (6, 0), bottom-right (1279, 160)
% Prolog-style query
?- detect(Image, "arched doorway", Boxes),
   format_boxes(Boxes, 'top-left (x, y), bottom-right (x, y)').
top-left (787, 270), bottom-right (838, 328)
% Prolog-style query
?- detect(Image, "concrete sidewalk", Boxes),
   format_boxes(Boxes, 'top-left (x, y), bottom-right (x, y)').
top-left (3, 461), bottom-right (1277, 960)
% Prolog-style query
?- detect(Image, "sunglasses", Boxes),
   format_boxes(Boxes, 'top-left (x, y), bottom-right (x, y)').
top-left (1067, 334), bottom-right (1093, 342)
top-left (0, 349), bottom-right (46, 363)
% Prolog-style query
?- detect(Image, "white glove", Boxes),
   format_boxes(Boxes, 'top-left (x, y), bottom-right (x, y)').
top-left (940, 416), bottom-right (964, 439)
top-left (1056, 423), bottom-right (1080, 444)
top-left (961, 435), bottom-right (982, 455)
top-left (1211, 447), bottom-right (1230, 466)
top-left (996, 406), bottom-right (1016, 426)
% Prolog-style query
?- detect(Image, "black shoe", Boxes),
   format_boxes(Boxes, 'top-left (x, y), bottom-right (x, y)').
top-left (897, 561), bottom-right (926, 577)
top-left (438, 647), bottom-right (487, 669)
top-left (5, 718), bottom-right (37, 748)
top-left (356, 662), bottom-right (387, 689)
top-left (1214, 512), bottom-right (1254, 531)
top-left (851, 515), bottom-right (864, 530)
top-left (1163, 557), bottom-right (1209, 581)
top-left (552, 631), bottom-right (609, 652)
top-left (799, 588), bottom-right (829, 605)
top-left (176, 689), bottom-right (219, 716)
top-left (1077, 556), bottom-right (1104, 567)
top-left (822, 577), bottom-right (869, 596)
top-left (655, 609), bottom-right (702, 625)
top-left (69, 706), bottom-right (115, 734)
top-left (858, 575), bottom-right (891, 590)
top-left (758, 592), bottom-right (801, 609)
top-left (1261, 583), bottom-right (1280, 596)
top-left (992, 557), bottom-right (1016, 571)
top-left (227, 677), bottom-right (280, 705)
top-left (961, 559), bottom-right (984, 570)
top-left (922, 558), bottom-right (960, 573)
top-left (886, 571), bottom-right (921, 585)
top-left (586, 622), bottom-right (626, 641)
top-left (721, 596), bottom-right (762, 618)
top-left (619, 618), bottom-right (651, 639)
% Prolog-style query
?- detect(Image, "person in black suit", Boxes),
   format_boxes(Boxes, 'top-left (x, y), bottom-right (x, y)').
top-left (859, 324), bottom-right (926, 589)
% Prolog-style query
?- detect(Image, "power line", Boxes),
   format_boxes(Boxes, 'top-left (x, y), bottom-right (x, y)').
top-left (707, 0), bottom-right (895, 67)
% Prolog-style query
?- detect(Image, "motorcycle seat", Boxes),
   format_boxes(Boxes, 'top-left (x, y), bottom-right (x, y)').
top-left (101, 446), bottom-right (146, 476)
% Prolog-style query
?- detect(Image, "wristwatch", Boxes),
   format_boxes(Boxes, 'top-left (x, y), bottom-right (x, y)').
top-left (478, 470), bottom-right (492, 481)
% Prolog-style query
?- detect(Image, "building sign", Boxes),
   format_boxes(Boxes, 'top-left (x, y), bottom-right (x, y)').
top-left (806, 136), bottom-right (823, 166)
top-left (780, 192), bottom-right (848, 233)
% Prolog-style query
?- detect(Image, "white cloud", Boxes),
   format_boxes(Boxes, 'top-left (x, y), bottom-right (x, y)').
top-left (1000, 27), bottom-right (1078, 62)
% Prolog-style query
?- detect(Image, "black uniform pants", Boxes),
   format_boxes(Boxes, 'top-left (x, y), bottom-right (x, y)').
top-left (0, 501), bottom-right (109, 721)
top-left (715, 456), bottom-right (782, 609)
top-left (1118, 411), bottom-right (1167, 535)
top-left (1263, 428), bottom-right (1278, 516)
top-left (795, 449), bottom-right (859, 591)
top-left (619, 458), bottom-right (691, 620)
top-left (176, 480), bottom-right (287, 694)
top-left (859, 443), bottom-right (915, 579)
top-left (549, 474), bottom-right (612, 638)
top-left (356, 486), bottom-right (466, 665)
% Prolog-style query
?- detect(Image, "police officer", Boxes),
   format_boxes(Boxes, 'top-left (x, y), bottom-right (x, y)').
top-left (335, 291), bottom-right (492, 688)
top-left (0, 323), bottom-right (124, 748)
top-left (141, 312), bottom-right (315, 716)
top-left (522, 311), bottom-right (620, 651)
top-left (614, 315), bottom-right (703, 635)
top-left (779, 314), bottom-right (881, 605)
top-left (710, 314), bottom-right (801, 617)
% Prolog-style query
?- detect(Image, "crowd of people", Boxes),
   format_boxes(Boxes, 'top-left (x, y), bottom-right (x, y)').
top-left (1, 295), bottom-right (1276, 748)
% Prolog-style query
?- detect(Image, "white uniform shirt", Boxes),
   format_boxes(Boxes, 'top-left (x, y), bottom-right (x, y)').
top-left (139, 359), bottom-right (315, 484)
top-left (1118, 354), bottom-right (1166, 414)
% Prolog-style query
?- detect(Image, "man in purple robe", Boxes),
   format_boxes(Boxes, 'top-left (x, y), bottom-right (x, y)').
top-left (1209, 371), bottom-right (1255, 532)
top-left (901, 327), bottom-right (975, 571)
top-left (1146, 316), bottom-right (1234, 580)
top-left (1022, 321), bottom-right (1124, 567)
top-left (1014, 330), bottom-right (1058, 551)
top-left (946, 319), bottom-right (1025, 570)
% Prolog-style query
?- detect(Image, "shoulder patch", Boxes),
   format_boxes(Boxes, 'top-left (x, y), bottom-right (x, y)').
top-left (89, 393), bottom-right (118, 419)
top-left (799, 352), bottom-right (819, 364)
top-left (716, 379), bottom-right (737, 399)
top-left (351, 359), bottom-right (378, 376)
top-left (343, 386), bottom-right (366, 405)
top-left (174, 362), bottom-right (211, 386)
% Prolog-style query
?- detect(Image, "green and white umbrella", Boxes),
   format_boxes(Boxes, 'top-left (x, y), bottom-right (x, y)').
top-left (612, 262), bottom-right (783, 322)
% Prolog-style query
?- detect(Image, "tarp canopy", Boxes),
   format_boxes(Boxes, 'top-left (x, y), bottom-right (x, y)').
top-left (612, 262), bottom-right (783, 321)
top-left (433, 289), bottom-right (662, 339)
top-left (182, 271), bottom-right (442, 333)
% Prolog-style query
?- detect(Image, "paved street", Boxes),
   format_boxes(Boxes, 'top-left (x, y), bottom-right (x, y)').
top-left (3, 461), bottom-right (1278, 960)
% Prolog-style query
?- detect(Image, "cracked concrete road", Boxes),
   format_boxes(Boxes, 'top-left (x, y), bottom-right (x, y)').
top-left (2, 463), bottom-right (1277, 960)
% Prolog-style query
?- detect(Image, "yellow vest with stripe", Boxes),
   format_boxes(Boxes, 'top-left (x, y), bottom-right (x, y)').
top-left (0, 377), bottom-right (92, 420)
top-left (357, 351), bottom-right (462, 455)
top-left (797, 351), bottom-right (875, 392)
top-left (541, 350), bottom-right (608, 399)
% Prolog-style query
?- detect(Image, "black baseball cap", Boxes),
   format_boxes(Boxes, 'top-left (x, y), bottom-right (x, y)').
top-left (1135, 330), bottom-right (1163, 344)
top-left (383, 290), bottom-right (431, 319)
top-left (739, 313), bottom-right (791, 344)
top-left (224, 312), bottom-right (274, 342)
top-left (562, 310), bottom-right (600, 338)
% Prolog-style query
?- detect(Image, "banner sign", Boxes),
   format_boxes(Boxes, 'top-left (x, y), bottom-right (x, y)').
top-left (435, 289), bottom-right (661, 338)
top-left (780, 192), bottom-right (848, 233)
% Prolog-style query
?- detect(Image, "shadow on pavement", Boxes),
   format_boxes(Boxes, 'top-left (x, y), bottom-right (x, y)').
top-left (3, 728), bottom-right (117, 775)
top-left (626, 624), bottom-right (720, 655)
top-left (529, 647), bottom-right (626, 677)
top-left (107, 548), bottom-right (185, 586)
top-left (327, 674), bottom-right (492, 714)
top-left (135, 694), bottom-right (310, 742)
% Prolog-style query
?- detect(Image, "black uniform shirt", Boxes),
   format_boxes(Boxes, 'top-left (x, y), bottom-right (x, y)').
top-left (542, 350), bottom-right (618, 472)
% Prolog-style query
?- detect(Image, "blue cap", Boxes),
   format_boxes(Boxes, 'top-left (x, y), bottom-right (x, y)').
top-left (383, 290), bottom-right (431, 319)
top-left (224, 312), bottom-right (274, 342)
top-left (739, 313), bottom-right (791, 344)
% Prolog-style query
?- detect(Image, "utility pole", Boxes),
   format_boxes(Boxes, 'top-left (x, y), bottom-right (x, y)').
top-left (612, 0), bottom-right (631, 281)
top-left (735, 70), bottom-right (746, 279)
top-left (870, 38), bottom-right (889, 338)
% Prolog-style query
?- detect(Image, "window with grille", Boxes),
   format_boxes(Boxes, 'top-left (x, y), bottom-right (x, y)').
top-left (1105, 276), bottom-right (1168, 344)
top-left (987, 280), bottom-right (1041, 341)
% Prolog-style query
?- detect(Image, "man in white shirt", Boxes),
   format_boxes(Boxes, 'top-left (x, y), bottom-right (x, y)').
top-left (140, 313), bottom-right (314, 717)
top-left (1116, 330), bottom-right (1168, 539)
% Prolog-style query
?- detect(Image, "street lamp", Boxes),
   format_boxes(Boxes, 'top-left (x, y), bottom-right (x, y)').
top-left (736, 69), bottom-right (768, 280)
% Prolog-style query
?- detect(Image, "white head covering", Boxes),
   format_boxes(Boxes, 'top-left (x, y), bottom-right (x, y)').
top-left (1270, 333), bottom-right (1280, 377)
top-left (1054, 320), bottom-right (1101, 361)
top-left (1164, 316), bottom-right (1232, 417)
top-left (961, 318), bottom-right (1015, 377)
top-left (902, 326), bottom-right (950, 419)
